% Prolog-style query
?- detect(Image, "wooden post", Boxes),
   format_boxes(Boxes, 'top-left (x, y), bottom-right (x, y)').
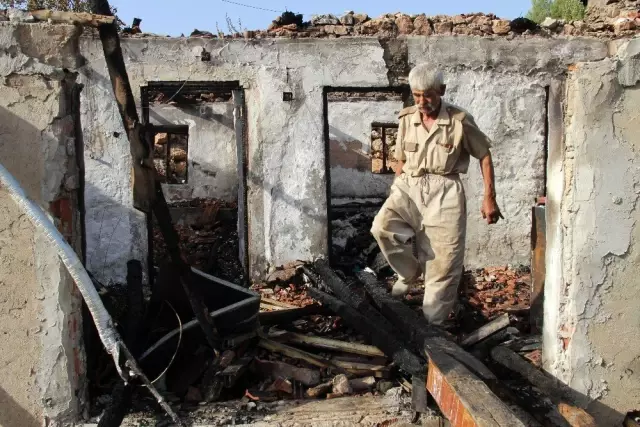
top-left (89, 0), bottom-right (219, 351)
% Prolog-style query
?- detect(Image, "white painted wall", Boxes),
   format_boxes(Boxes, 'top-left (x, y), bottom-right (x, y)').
top-left (328, 100), bottom-right (402, 199)
top-left (77, 35), bottom-right (608, 282)
top-left (149, 103), bottom-right (238, 202)
top-left (544, 39), bottom-right (640, 425)
top-left (445, 71), bottom-right (547, 268)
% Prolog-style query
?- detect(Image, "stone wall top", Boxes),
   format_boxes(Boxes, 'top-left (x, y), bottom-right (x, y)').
top-left (1, 7), bottom-right (639, 41)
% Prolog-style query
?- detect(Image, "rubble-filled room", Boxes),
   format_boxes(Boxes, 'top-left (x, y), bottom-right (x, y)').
top-left (1, 1), bottom-right (640, 427)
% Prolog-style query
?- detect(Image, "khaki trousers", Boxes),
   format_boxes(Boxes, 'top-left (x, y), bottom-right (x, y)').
top-left (370, 174), bottom-right (466, 325)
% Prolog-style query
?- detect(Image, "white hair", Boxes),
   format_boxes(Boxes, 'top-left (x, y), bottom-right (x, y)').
top-left (408, 64), bottom-right (444, 91)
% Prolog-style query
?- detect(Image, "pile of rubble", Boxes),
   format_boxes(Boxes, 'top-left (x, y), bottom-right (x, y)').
top-left (585, 0), bottom-right (640, 34)
top-left (190, 10), bottom-right (640, 39)
top-left (152, 198), bottom-right (244, 283)
top-left (3, 6), bottom-right (640, 39)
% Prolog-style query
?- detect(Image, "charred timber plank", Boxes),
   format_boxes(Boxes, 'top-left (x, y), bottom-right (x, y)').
top-left (491, 346), bottom-right (597, 427)
top-left (279, 332), bottom-right (386, 357)
top-left (97, 260), bottom-right (144, 427)
top-left (90, 0), bottom-right (155, 212)
top-left (426, 346), bottom-right (527, 427)
top-left (460, 314), bottom-right (511, 348)
top-left (356, 270), bottom-right (497, 383)
top-left (306, 287), bottom-right (424, 377)
top-left (258, 304), bottom-right (330, 326)
top-left (303, 262), bottom-right (395, 338)
top-left (90, 0), bottom-right (219, 351)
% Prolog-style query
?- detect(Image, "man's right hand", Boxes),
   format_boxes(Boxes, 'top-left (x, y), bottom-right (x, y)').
top-left (395, 161), bottom-right (405, 177)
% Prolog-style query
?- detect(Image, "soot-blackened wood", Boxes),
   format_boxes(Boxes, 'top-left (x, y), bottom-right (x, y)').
top-left (303, 262), bottom-right (396, 339)
top-left (152, 184), bottom-right (220, 349)
top-left (460, 313), bottom-right (511, 348)
top-left (91, 0), bottom-right (219, 351)
top-left (98, 260), bottom-right (144, 427)
top-left (90, 0), bottom-right (155, 212)
top-left (491, 346), bottom-right (597, 427)
top-left (258, 304), bottom-right (330, 326)
top-left (356, 270), bottom-right (497, 383)
top-left (306, 287), bottom-right (424, 377)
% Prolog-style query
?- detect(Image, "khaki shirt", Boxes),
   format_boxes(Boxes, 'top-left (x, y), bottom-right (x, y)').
top-left (395, 102), bottom-right (492, 176)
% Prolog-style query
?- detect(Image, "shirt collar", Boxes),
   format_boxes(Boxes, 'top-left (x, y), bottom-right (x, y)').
top-left (410, 101), bottom-right (451, 126)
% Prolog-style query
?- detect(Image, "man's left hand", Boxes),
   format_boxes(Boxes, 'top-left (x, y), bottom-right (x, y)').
top-left (481, 196), bottom-right (503, 225)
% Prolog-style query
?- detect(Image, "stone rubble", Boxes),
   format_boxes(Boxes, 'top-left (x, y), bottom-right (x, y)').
top-left (2, 6), bottom-right (639, 39)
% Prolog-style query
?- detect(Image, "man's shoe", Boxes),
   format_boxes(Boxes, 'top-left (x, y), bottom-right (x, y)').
top-left (391, 276), bottom-right (421, 298)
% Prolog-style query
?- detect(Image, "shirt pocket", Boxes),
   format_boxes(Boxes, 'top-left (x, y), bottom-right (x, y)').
top-left (431, 129), bottom-right (458, 172)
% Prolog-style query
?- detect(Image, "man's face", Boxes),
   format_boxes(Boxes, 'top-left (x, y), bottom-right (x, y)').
top-left (412, 87), bottom-right (443, 115)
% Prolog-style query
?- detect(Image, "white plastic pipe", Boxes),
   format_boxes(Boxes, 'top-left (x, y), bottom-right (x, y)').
top-left (0, 163), bottom-right (183, 424)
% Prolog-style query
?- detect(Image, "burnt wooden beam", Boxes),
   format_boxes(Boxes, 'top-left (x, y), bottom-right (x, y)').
top-left (258, 304), bottom-right (330, 326)
top-left (427, 346), bottom-right (528, 427)
top-left (97, 260), bottom-right (144, 427)
top-left (531, 204), bottom-right (546, 333)
top-left (460, 313), bottom-right (511, 348)
top-left (90, 0), bottom-right (219, 351)
top-left (491, 346), bottom-right (597, 427)
top-left (356, 270), bottom-right (497, 383)
top-left (305, 286), bottom-right (424, 377)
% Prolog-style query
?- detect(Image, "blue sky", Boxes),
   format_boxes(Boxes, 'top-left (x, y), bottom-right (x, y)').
top-left (110, 0), bottom-right (533, 36)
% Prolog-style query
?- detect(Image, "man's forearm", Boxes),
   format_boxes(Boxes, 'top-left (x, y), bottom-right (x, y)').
top-left (395, 161), bottom-right (405, 177)
top-left (479, 153), bottom-right (496, 199)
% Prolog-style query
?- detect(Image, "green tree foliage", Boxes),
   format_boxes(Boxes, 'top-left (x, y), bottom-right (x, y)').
top-left (550, 0), bottom-right (586, 21)
top-left (526, 0), bottom-right (552, 23)
top-left (526, 0), bottom-right (585, 23)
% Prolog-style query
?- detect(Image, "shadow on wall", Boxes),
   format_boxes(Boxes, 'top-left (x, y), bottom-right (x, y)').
top-left (0, 386), bottom-right (40, 427)
top-left (0, 106), bottom-right (47, 203)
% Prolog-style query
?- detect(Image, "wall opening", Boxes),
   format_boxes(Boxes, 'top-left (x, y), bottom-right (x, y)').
top-left (370, 122), bottom-right (399, 175)
top-left (152, 126), bottom-right (189, 184)
top-left (140, 81), bottom-right (249, 287)
top-left (323, 86), bottom-right (408, 272)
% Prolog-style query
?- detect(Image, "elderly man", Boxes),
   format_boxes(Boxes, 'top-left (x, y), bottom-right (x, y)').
top-left (371, 64), bottom-right (502, 325)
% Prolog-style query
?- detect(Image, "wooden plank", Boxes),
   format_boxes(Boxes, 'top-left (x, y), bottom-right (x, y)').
top-left (530, 205), bottom-right (546, 333)
top-left (460, 314), bottom-right (511, 348)
top-left (90, 0), bottom-right (219, 352)
top-left (426, 347), bottom-right (527, 427)
top-left (278, 332), bottom-right (386, 357)
top-left (253, 359), bottom-right (321, 386)
top-left (305, 286), bottom-right (424, 377)
top-left (491, 346), bottom-right (596, 427)
top-left (356, 270), bottom-right (497, 383)
top-left (258, 304), bottom-right (330, 326)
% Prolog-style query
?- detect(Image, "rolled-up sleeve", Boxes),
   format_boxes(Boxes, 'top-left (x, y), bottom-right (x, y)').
top-left (395, 118), bottom-right (406, 162)
top-left (462, 115), bottom-right (492, 160)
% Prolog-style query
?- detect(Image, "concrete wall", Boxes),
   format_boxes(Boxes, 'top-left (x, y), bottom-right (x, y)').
top-left (543, 38), bottom-right (640, 425)
top-left (0, 23), bottom-right (85, 427)
top-left (3, 19), bottom-right (639, 425)
top-left (77, 35), bottom-right (608, 280)
top-left (78, 36), bottom-right (390, 281)
top-left (328, 100), bottom-right (401, 200)
top-left (149, 102), bottom-right (238, 203)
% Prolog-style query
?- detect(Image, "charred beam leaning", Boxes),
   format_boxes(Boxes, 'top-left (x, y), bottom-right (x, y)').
top-left (460, 313), bottom-right (511, 348)
top-left (97, 260), bottom-right (144, 427)
top-left (90, 0), bottom-right (219, 351)
top-left (356, 269), bottom-right (497, 382)
top-left (304, 285), bottom-right (424, 377)
top-left (491, 346), bottom-right (597, 427)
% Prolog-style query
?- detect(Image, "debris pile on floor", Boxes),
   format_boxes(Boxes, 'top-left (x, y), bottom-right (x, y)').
top-left (152, 198), bottom-right (245, 283)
